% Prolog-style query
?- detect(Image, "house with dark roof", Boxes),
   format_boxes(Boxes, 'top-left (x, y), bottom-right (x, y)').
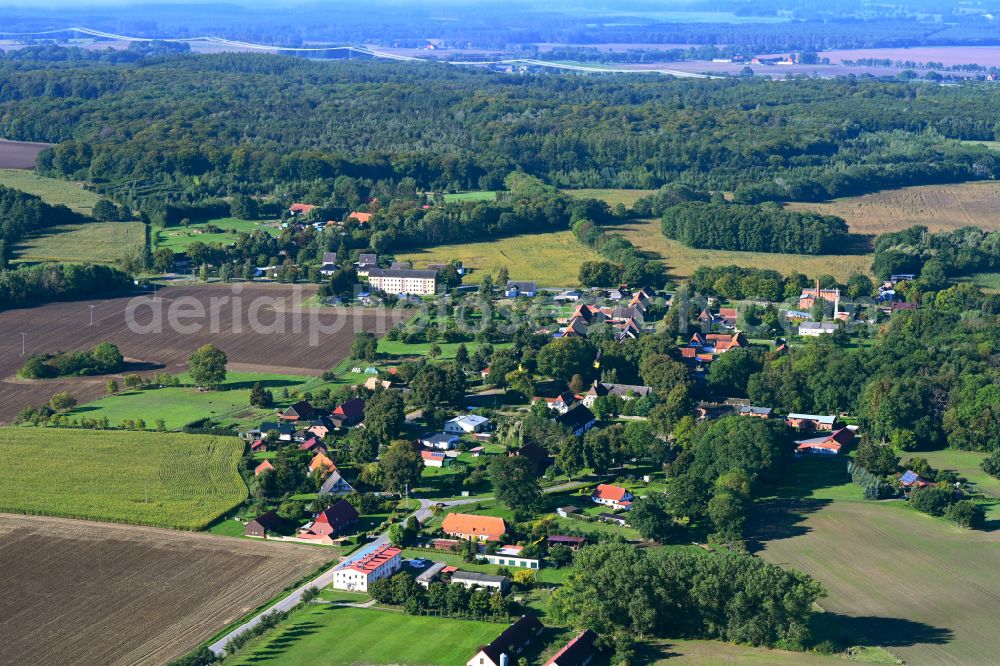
top-left (319, 469), bottom-right (354, 495)
top-left (547, 535), bottom-right (586, 550)
top-left (505, 280), bottom-right (537, 298)
top-left (466, 615), bottom-right (544, 666)
top-left (331, 397), bottom-right (365, 427)
top-left (544, 629), bottom-right (598, 666)
top-left (555, 405), bottom-right (597, 436)
top-left (280, 400), bottom-right (317, 422)
top-left (451, 570), bottom-right (511, 594)
top-left (298, 500), bottom-right (359, 544)
top-left (582, 381), bottom-right (652, 407)
top-left (739, 406), bottom-right (773, 419)
top-left (509, 442), bottom-right (550, 475)
top-left (244, 510), bottom-right (291, 538)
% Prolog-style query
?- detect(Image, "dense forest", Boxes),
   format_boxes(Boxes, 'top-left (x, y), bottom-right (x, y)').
top-left (0, 263), bottom-right (133, 311)
top-left (0, 50), bottom-right (999, 214)
top-left (871, 225), bottom-right (1000, 281)
top-left (660, 201), bottom-right (849, 255)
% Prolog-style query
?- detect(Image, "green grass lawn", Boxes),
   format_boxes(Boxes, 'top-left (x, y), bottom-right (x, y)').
top-left (12, 221), bottom-right (146, 266)
top-left (441, 191), bottom-right (498, 202)
top-left (916, 449), bottom-right (1000, 520)
top-left (224, 605), bottom-right (505, 665)
top-left (963, 271), bottom-right (1000, 293)
top-left (376, 339), bottom-right (510, 360)
top-left (0, 428), bottom-right (247, 530)
top-left (0, 169), bottom-right (102, 215)
top-left (66, 372), bottom-right (330, 430)
top-left (153, 217), bottom-right (281, 252)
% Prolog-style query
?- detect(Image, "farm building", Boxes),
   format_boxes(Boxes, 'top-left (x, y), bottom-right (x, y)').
top-left (280, 400), bottom-right (318, 422)
top-left (799, 321), bottom-right (838, 336)
top-left (478, 545), bottom-right (540, 569)
top-left (544, 629), bottom-right (598, 666)
top-left (739, 406), bottom-right (773, 419)
top-left (244, 510), bottom-right (290, 539)
top-left (420, 432), bottom-right (459, 450)
top-left (547, 535), bottom-right (586, 550)
top-left (795, 427), bottom-right (856, 455)
top-left (332, 544), bottom-right (402, 592)
top-left (786, 413), bottom-right (837, 431)
top-left (445, 414), bottom-right (490, 434)
top-left (442, 513), bottom-right (507, 542)
top-left (467, 615), bottom-right (544, 666)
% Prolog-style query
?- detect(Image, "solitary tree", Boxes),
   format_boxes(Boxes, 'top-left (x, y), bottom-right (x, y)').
top-left (249, 382), bottom-right (273, 408)
top-left (351, 331), bottom-right (379, 362)
top-left (105, 379), bottom-right (119, 395)
top-left (188, 344), bottom-right (228, 388)
top-left (49, 391), bottom-right (77, 412)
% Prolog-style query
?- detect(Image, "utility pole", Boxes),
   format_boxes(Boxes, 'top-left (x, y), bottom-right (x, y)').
top-left (145, 480), bottom-right (149, 504)
top-left (89, 305), bottom-right (95, 326)
top-left (20, 333), bottom-right (26, 356)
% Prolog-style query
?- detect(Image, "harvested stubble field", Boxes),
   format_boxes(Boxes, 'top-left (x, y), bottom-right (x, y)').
top-left (610, 218), bottom-right (874, 281)
top-left (785, 181), bottom-right (1000, 235)
top-left (0, 284), bottom-right (405, 423)
top-left (0, 513), bottom-right (334, 666)
top-left (0, 428), bottom-right (247, 529)
top-left (751, 498), bottom-right (1000, 665)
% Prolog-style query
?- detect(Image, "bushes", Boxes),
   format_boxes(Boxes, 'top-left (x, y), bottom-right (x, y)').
top-left (847, 460), bottom-right (895, 500)
top-left (572, 218), bottom-right (664, 287)
top-left (981, 449), bottom-right (1000, 480)
top-left (18, 342), bottom-right (124, 379)
top-left (661, 202), bottom-right (849, 255)
top-left (909, 485), bottom-right (955, 516)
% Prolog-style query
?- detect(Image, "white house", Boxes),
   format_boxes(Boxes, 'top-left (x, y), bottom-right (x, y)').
top-left (478, 545), bottom-right (540, 570)
top-left (420, 432), bottom-right (459, 450)
top-left (591, 484), bottom-right (634, 511)
top-left (799, 321), bottom-right (837, 336)
top-left (451, 571), bottom-right (511, 593)
top-left (504, 280), bottom-right (537, 298)
top-left (445, 414), bottom-right (490, 434)
top-left (332, 544), bottom-right (402, 592)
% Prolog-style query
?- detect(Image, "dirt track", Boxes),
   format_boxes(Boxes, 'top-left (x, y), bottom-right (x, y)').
top-left (0, 284), bottom-right (406, 423)
top-left (0, 513), bottom-right (334, 665)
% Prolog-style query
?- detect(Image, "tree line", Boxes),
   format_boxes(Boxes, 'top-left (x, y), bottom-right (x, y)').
top-left (660, 201), bottom-right (849, 255)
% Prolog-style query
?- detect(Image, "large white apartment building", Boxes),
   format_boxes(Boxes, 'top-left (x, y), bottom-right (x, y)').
top-left (366, 268), bottom-right (437, 295)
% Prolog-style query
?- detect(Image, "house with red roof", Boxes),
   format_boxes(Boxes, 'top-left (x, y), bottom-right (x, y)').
top-left (591, 484), bottom-right (634, 511)
top-left (254, 459), bottom-right (274, 476)
top-left (299, 437), bottom-right (327, 454)
top-left (309, 453), bottom-right (337, 475)
top-left (442, 512), bottom-right (507, 542)
top-left (347, 211), bottom-right (372, 224)
top-left (421, 450), bottom-right (452, 468)
top-left (289, 203), bottom-right (316, 216)
top-left (332, 544), bottom-right (402, 591)
top-left (250, 439), bottom-right (269, 453)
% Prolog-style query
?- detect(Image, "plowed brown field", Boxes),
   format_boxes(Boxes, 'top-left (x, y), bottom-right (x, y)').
top-left (0, 513), bottom-right (334, 666)
top-left (0, 284), bottom-right (405, 423)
